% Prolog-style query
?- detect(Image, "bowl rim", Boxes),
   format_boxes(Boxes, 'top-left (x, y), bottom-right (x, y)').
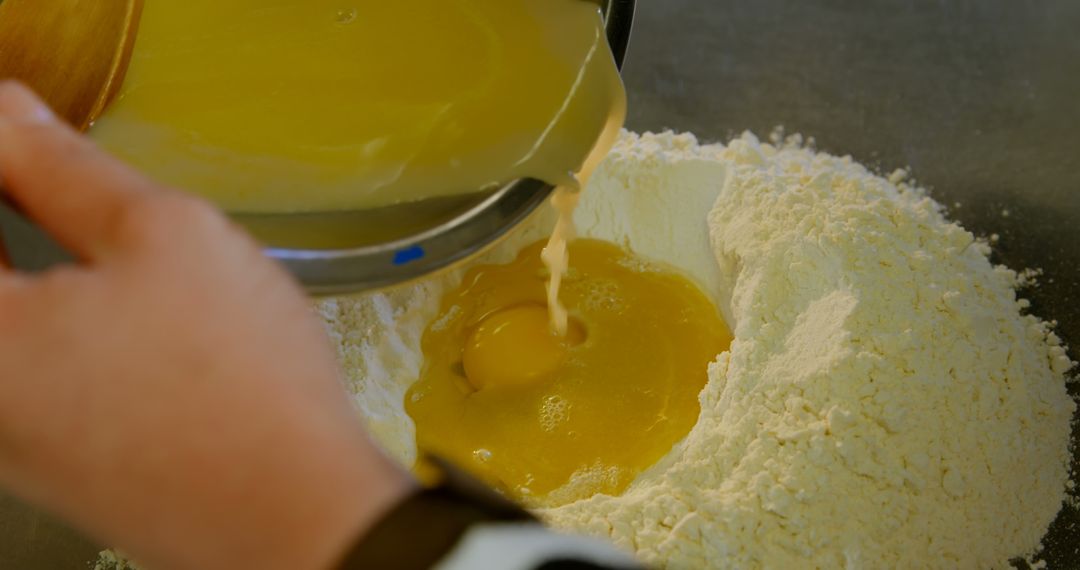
top-left (266, 0), bottom-right (637, 295)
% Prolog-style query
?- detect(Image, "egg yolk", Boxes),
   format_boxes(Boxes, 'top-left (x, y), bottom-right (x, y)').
top-left (463, 305), bottom-right (585, 391)
top-left (407, 239), bottom-right (733, 506)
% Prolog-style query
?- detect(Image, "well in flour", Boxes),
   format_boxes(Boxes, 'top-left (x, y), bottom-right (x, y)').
top-left (322, 130), bottom-right (1076, 569)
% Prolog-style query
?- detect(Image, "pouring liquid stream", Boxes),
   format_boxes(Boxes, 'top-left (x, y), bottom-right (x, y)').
top-left (541, 77), bottom-right (625, 335)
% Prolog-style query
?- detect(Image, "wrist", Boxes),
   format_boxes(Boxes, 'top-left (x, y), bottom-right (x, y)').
top-left (333, 457), bottom-right (535, 570)
top-left (277, 433), bottom-right (416, 570)
top-left (148, 414), bottom-right (416, 570)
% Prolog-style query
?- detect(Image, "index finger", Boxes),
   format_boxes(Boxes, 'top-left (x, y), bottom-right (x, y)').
top-left (0, 81), bottom-right (158, 261)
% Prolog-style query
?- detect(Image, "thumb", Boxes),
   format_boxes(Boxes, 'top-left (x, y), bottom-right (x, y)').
top-left (0, 81), bottom-right (161, 262)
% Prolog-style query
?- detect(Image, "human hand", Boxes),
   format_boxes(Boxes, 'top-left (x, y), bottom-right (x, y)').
top-left (0, 82), bottom-right (412, 570)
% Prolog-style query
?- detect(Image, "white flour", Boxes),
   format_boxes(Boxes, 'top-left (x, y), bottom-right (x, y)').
top-left (320, 131), bottom-right (1076, 569)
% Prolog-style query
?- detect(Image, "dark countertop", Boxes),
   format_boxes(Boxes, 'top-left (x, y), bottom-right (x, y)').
top-left (1, 0), bottom-right (1078, 567)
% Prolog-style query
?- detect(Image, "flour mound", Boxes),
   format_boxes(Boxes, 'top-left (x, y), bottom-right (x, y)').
top-left (323, 131), bottom-right (1076, 569)
top-left (537, 133), bottom-right (1075, 569)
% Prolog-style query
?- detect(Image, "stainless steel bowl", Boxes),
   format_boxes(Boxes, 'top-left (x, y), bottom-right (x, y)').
top-left (239, 0), bottom-right (637, 295)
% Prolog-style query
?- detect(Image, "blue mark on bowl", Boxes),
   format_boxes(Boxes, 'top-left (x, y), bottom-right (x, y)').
top-left (393, 246), bottom-right (426, 266)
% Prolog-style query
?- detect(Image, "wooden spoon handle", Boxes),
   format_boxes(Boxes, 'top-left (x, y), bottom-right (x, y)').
top-left (0, 0), bottom-right (143, 131)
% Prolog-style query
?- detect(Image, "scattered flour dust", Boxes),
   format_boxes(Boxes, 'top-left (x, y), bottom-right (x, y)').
top-left (317, 131), bottom-right (1076, 569)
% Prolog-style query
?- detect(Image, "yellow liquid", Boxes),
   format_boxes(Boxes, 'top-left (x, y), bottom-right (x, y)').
top-left (407, 239), bottom-right (733, 506)
top-left (90, 0), bottom-right (625, 213)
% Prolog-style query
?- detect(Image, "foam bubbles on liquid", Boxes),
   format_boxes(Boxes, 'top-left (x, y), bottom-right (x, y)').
top-left (429, 305), bottom-right (462, 332)
top-left (539, 395), bottom-right (570, 432)
top-left (574, 278), bottom-right (623, 312)
top-left (334, 7), bottom-right (358, 25)
top-left (617, 255), bottom-right (660, 273)
top-left (544, 462), bottom-right (624, 506)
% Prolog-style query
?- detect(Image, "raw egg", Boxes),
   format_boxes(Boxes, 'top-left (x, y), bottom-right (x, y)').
top-left (407, 239), bottom-right (733, 506)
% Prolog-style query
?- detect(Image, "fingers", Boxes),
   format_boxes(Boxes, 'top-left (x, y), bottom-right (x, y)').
top-left (0, 82), bottom-right (57, 124)
top-left (0, 81), bottom-right (160, 261)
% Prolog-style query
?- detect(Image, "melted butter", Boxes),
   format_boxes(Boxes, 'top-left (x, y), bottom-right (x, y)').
top-left (407, 239), bottom-right (733, 506)
top-left (542, 49), bottom-right (625, 334)
top-left (541, 187), bottom-right (581, 334)
top-left (89, 0), bottom-right (625, 214)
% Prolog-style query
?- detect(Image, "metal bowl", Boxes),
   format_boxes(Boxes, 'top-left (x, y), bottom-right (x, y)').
top-left (238, 0), bottom-right (637, 295)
